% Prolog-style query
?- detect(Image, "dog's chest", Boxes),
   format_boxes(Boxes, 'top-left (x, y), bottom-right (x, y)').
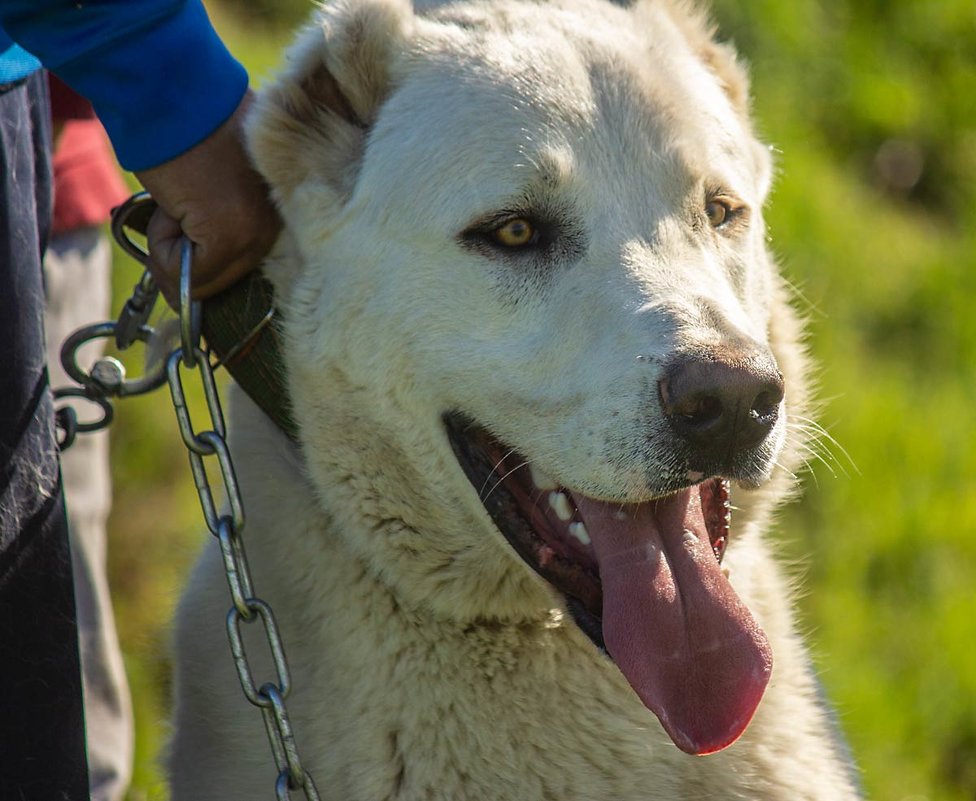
top-left (282, 589), bottom-right (736, 800)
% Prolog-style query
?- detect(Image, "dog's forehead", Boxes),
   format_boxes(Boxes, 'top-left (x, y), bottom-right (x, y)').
top-left (362, 2), bottom-right (754, 221)
top-left (390, 11), bottom-right (606, 147)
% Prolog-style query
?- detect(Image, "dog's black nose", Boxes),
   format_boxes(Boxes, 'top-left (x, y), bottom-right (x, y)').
top-left (659, 350), bottom-right (784, 468)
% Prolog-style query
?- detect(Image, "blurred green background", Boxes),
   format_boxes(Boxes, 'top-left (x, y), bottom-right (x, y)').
top-left (101, 2), bottom-right (976, 798)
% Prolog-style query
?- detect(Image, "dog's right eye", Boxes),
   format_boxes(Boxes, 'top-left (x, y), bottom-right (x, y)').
top-left (491, 218), bottom-right (538, 249)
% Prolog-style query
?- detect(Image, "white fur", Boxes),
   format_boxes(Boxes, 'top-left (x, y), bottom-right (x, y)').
top-left (169, 1), bottom-right (861, 797)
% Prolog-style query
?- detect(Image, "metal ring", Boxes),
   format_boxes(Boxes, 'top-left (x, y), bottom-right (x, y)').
top-left (60, 322), bottom-right (116, 388)
top-left (276, 768), bottom-right (320, 801)
top-left (260, 683), bottom-right (307, 788)
top-left (60, 322), bottom-right (167, 399)
top-left (217, 517), bottom-right (254, 616)
top-left (54, 405), bottom-right (78, 450)
top-left (212, 306), bottom-right (277, 369)
top-left (179, 237), bottom-right (202, 368)
top-left (225, 599), bottom-right (292, 707)
top-left (109, 192), bottom-right (154, 266)
top-left (53, 386), bottom-right (115, 433)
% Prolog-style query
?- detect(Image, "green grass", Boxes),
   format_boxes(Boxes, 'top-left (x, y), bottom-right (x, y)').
top-left (102, 2), bottom-right (975, 799)
top-left (708, 1), bottom-right (976, 798)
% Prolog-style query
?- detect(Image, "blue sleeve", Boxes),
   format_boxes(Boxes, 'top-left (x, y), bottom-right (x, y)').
top-left (0, 1), bottom-right (248, 171)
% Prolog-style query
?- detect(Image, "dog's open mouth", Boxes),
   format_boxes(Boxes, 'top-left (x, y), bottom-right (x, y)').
top-left (445, 413), bottom-right (772, 756)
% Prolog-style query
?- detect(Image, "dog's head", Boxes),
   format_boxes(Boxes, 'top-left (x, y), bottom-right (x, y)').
top-left (250, 0), bottom-right (810, 756)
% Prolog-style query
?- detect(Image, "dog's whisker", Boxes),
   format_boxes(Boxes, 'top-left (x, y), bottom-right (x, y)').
top-left (787, 416), bottom-right (858, 476)
top-left (783, 430), bottom-right (828, 476)
top-left (787, 431), bottom-right (840, 473)
top-left (772, 459), bottom-right (800, 483)
top-left (482, 458), bottom-right (533, 502)
top-left (478, 447), bottom-right (523, 499)
top-left (792, 444), bottom-right (830, 485)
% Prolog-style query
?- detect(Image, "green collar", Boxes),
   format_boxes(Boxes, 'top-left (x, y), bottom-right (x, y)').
top-left (203, 271), bottom-right (299, 442)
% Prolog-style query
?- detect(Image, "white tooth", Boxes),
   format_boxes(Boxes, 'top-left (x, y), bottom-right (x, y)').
top-left (569, 522), bottom-right (591, 546)
top-left (529, 464), bottom-right (558, 490)
top-left (548, 491), bottom-right (573, 521)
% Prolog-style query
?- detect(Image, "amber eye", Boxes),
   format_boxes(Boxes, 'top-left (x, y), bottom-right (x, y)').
top-left (492, 218), bottom-right (537, 248)
top-left (705, 198), bottom-right (732, 228)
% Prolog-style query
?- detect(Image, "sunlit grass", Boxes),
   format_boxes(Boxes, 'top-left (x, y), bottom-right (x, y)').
top-left (710, 2), bottom-right (976, 798)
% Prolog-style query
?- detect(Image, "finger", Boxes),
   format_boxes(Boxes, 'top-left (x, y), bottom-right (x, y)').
top-left (148, 211), bottom-right (272, 305)
top-left (146, 207), bottom-right (183, 309)
top-left (184, 239), bottom-right (268, 298)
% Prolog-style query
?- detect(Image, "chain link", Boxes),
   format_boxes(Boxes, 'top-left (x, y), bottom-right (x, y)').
top-left (52, 196), bottom-right (320, 800)
top-left (167, 334), bottom-right (321, 801)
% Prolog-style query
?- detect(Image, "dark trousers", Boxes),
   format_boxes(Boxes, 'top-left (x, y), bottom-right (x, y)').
top-left (0, 71), bottom-right (90, 800)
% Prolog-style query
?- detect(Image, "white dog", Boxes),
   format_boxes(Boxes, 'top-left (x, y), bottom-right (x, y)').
top-left (168, 0), bottom-right (862, 797)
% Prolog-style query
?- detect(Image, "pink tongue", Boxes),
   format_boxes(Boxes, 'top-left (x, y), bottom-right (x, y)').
top-left (574, 490), bottom-right (771, 755)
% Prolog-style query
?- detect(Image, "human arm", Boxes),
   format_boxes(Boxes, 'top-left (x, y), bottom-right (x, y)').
top-left (0, 1), bottom-right (281, 299)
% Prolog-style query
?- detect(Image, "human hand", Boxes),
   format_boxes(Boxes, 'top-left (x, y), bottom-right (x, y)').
top-left (135, 91), bottom-right (281, 306)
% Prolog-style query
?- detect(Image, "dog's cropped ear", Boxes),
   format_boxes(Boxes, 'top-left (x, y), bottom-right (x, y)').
top-left (648, 2), bottom-right (773, 195)
top-left (650, 1), bottom-right (751, 118)
top-left (692, 38), bottom-right (749, 118)
top-left (247, 0), bottom-right (414, 204)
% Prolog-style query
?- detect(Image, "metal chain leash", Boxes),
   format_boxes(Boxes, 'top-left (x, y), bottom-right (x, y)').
top-left (54, 193), bottom-right (320, 800)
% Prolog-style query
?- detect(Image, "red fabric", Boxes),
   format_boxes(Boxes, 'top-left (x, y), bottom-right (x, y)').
top-left (49, 74), bottom-right (129, 234)
top-left (48, 73), bottom-right (95, 122)
top-left (51, 118), bottom-right (130, 234)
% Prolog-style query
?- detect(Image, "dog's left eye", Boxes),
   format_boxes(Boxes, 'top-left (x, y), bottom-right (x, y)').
top-left (459, 212), bottom-right (563, 257)
top-left (491, 218), bottom-right (538, 248)
top-left (705, 199), bottom-right (732, 228)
